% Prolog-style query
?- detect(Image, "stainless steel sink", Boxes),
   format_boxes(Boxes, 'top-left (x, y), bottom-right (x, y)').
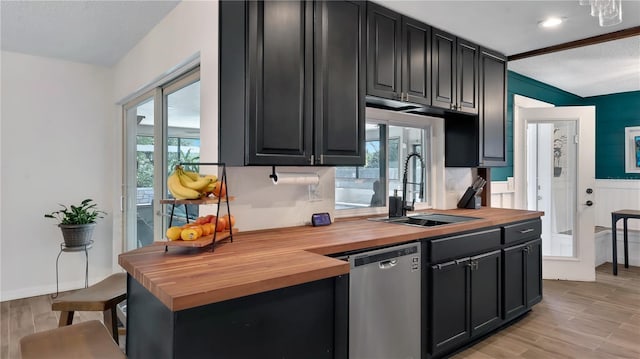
top-left (370, 213), bottom-right (480, 227)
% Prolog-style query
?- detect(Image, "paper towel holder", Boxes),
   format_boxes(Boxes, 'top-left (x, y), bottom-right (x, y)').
top-left (268, 166), bottom-right (278, 182)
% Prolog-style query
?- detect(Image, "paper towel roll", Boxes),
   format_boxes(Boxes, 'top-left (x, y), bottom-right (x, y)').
top-left (272, 172), bottom-right (320, 185)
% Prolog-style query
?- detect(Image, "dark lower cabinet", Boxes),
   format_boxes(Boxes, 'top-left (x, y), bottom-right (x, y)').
top-left (470, 250), bottom-right (502, 337)
top-left (428, 249), bottom-right (502, 358)
top-left (429, 258), bottom-right (470, 357)
top-left (503, 238), bottom-right (542, 321)
top-left (126, 275), bottom-right (349, 359)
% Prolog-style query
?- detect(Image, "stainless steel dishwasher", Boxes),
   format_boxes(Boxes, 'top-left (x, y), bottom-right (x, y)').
top-left (348, 241), bottom-right (421, 359)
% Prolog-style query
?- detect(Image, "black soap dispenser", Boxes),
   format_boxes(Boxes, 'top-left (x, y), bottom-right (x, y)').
top-left (389, 189), bottom-right (403, 218)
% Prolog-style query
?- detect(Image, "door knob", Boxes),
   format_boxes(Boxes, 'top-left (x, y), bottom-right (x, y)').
top-left (585, 200), bottom-right (594, 206)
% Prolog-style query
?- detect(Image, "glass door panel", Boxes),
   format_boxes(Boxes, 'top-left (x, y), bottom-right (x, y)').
top-left (124, 96), bottom-right (155, 250)
top-left (526, 121), bottom-right (577, 257)
top-left (163, 78), bottom-right (201, 230)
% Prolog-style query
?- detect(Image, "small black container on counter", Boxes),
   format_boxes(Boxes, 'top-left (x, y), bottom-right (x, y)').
top-left (389, 196), bottom-right (404, 217)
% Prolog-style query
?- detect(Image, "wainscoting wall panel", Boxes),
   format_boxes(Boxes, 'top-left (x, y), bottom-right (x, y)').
top-left (491, 179), bottom-right (640, 267)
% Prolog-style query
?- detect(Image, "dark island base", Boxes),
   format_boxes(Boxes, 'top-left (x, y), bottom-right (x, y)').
top-left (126, 275), bottom-right (349, 359)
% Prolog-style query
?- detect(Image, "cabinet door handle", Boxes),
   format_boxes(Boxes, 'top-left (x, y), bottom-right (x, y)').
top-left (519, 228), bottom-right (534, 234)
top-left (523, 246), bottom-right (530, 253)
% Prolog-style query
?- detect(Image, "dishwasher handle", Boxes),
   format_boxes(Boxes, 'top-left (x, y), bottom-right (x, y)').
top-left (379, 259), bottom-right (398, 269)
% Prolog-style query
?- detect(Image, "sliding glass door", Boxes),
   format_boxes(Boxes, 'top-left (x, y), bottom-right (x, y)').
top-left (123, 68), bottom-right (200, 250)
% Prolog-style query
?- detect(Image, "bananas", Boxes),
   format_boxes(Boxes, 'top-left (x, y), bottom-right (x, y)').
top-left (181, 170), bottom-right (200, 181)
top-left (179, 172), bottom-right (211, 191)
top-left (167, 166), bottom-right (220, 199)
top-left (167, 171), bottom-right (201, 199)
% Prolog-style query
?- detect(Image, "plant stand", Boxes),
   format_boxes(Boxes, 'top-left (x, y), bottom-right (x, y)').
top-left (51, 240), bottom-right (93, 298)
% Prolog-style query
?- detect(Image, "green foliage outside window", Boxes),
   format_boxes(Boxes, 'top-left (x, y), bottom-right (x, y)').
top-left (136, 136), bottom-right (200, 187)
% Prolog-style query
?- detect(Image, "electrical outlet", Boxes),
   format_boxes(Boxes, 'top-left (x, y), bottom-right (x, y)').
top-left (308, 184), bottom-right (322, 202)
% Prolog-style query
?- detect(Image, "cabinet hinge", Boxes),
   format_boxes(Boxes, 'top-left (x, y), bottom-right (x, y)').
top-left (574, 135), bottom-right (579, 144)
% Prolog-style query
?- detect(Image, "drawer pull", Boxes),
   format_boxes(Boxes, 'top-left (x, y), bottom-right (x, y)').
top-left (519, 228), bottom-right (534, 234)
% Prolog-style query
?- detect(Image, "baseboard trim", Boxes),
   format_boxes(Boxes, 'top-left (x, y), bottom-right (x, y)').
top-left (1, 276), bottom-right (108, 302)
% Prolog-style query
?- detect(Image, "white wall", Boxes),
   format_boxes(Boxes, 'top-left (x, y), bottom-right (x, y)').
top-left (0, 51), bottom-right (115, 300)
top-left (594, 179), bottom-right (640, 231)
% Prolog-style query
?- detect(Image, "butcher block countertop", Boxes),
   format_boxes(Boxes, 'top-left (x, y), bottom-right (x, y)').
top-left (118, 207), bottom-right (542, 311)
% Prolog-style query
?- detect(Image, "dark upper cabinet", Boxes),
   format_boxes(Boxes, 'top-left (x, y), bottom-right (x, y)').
top-left (315, 0), bottom-right (366, 165)
top-left (431, 29), bottom-right (455, 110)
top-left (247, 0), bottom-right (313, 165)
top-left (431, 29), bottom-right (479, 114)
top-left (479, 47), bottom-right (507, 166)
top-left (367, 3), bottom-right (430, 106)
top-left (367, 3), bottom-right (401, 100)
top-left (402, 17), bottom-right (431, 105)
top-left (457, 39), bottom-right (479, 114)
top-left (219, 0), bottom-right (365, 166)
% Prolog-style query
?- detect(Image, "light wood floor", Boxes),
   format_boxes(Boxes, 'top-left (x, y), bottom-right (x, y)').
top-left (454, 263), bottom-right (640, 359)
top-left (1, 263), bottom-right (638, 359)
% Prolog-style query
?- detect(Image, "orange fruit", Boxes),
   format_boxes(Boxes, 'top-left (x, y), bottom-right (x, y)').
top-left (195, 216), bottom-right (208, 225)
top-left (201, 223), bottom-right (213, 236)
top-left (216, 217), bottom-right (228, 232)
top-left (212, 181), bottom-right (227, 198)
top-left (181, 228), bottom-right (200, 241)
top-left (192, 225), bottom-right (203, 237)
top-left (222, 215), bottom-right (236, 229)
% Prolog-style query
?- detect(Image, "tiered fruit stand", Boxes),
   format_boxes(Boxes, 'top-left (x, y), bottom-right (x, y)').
top-left (158, 162), bottom-right (236, 252)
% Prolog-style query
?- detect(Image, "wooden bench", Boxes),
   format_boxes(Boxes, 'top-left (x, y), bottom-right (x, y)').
top-left (20, 320), bottom-right (126, 359)
top-left (52, 273), bottom-right (127, 344)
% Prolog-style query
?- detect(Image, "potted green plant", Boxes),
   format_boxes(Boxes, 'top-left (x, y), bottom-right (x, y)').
top-left (45, 199), bottom-right (106, 247)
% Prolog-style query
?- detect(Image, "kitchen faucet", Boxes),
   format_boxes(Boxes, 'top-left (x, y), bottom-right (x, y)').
top-left (400, 152), bottom-right (425, 217)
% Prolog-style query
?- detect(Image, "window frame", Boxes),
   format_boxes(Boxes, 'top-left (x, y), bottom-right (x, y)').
top-left (335, 107), bottom-right (446, 218)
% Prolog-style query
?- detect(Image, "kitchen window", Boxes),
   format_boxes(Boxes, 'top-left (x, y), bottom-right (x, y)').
top-left (335, 108), bottom-right (443, 216)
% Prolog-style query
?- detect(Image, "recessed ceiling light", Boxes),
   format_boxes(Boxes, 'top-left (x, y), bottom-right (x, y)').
top-left (539, 17), bottom-right (564, 28)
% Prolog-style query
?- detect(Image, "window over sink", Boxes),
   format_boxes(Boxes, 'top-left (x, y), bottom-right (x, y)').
top-left (335, 108), bottom-right (443, 216)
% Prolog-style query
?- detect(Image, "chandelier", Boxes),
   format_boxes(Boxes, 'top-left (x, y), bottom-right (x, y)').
top-left (579, 0), bottom-right (623, 26)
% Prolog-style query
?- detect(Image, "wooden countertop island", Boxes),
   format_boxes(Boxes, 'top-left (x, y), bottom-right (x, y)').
top-left (119, 207), bottom-right (542, 312)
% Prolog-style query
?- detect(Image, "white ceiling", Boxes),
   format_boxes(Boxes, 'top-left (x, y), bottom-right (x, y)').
top-left (0, 0), bottom-right (179, 66)
top-left (1, 0), bottom-right (638, 97)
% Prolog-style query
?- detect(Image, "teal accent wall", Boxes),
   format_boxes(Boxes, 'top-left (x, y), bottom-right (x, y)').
top-left (491, 71), bottom-right (582, 181)
top-left (583, 91), bottom-right (640, 179)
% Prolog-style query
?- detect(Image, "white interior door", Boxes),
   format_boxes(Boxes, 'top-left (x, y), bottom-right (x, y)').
top-left (519, 106), bottom-right (596, 281)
